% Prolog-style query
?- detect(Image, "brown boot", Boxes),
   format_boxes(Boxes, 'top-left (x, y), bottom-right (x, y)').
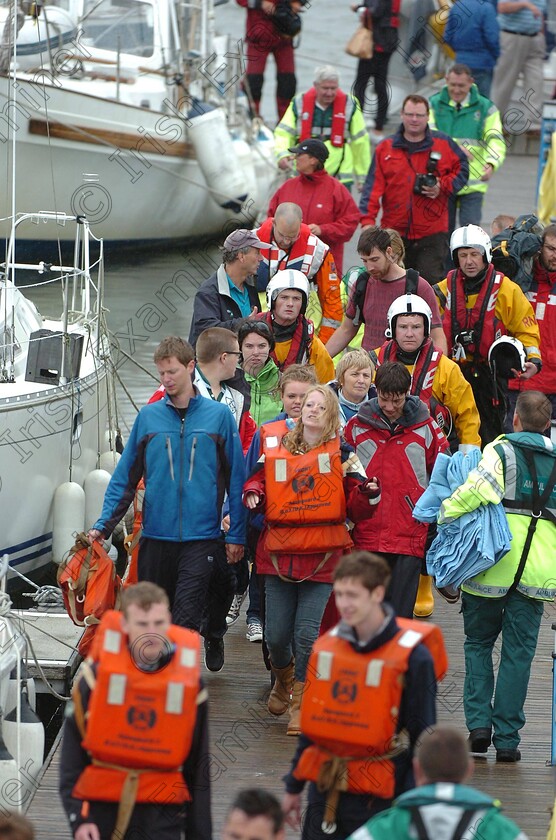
top-left (287, 680), bottom-right (305, 736)
top-left (268, 660), bottom-right (294, 716)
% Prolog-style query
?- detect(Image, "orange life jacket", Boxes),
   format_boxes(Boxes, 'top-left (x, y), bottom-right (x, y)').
top-left (294, 618), bottom-right (447, 799)
top-left (262, 426), bottom-right (347, 554)
top-left (72, 610), bottom-right (201, 807)
top-left (57, 534), bottom-right (122, 657)
top-left (123, 480), bottom-right (145, 587)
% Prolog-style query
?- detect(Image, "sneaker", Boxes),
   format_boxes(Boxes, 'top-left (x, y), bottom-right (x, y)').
top-left (204, 638), bottom-right (224, 672)
top-left (435, 584), bottom-right (460, 604)
top-left (226, 592), bottom-right (245, 626)
top-left (246, 620), bottom-right (263, 643)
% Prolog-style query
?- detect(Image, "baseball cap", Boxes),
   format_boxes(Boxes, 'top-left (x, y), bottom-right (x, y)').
top-left (288, 139), bottom-right (329, 163)
top-left (223, 229), bottom-right (265, 250)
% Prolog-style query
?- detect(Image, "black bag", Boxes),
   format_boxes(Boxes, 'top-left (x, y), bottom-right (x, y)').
top-left (491, 213), bottom-right (544, 293)
top-left (273, 0), bottom-right (302, 37)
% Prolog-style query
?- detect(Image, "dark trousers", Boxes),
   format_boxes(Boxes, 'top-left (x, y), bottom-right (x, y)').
top-left (403, 232), bottom-right (449, 286)
top-left (302, 785), bottom-right (390, 840)
top-left (86, 801), bottom-right (184, 840)
top-left (462, 363), bottom-right (507, 447)
top-left (138, 537), bottom-right (234, 639)
top-left (377, 552), bottom-right (422, 618)
top-left (353, 51), bottom-right (393, 130)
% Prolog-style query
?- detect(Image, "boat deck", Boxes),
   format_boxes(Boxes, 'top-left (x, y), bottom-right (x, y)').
top-left (11, 611), bottom-right (82, 697)
top-left (26, 596), bottom-right (556, 839)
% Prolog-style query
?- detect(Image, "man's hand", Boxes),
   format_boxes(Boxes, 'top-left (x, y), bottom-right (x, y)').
top-left (513, 361), bottom-right (538, 380)
top-left (282, 792), bottom-right (302, 830)
top-left (221, 514), bottom-right (230, 533)
top-left (75, 824), bottom-right (101, 840)
top-left (480, 163), bottom-right (494, 182)
top-left (421, 180), bottom-right (441, 200)
top-left (250, 305), bottom-right (259, 316)
top-left (308, 223), bottom-right (322, 236)
top-left (278, 156), bottom-right (294, 171)
top-left (87, 529), bottom-right (104, 545)
top-left (262, 0), bottom-right (275, 13)
top-left (225, 543), bottom-right (244, 565)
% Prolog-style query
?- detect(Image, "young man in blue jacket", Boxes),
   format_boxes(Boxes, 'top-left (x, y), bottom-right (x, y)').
top-left (88, 335), bottom-right (246, 671)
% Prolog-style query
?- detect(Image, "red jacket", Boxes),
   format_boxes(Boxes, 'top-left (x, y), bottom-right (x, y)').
top-left (244, 441), bottom-right (379, 582)
top-left (268, 169), bottom-right (361, 275)
top-left (344, 396), bottom-right (448, 557)
top-left (509, 259), bottom-right (556, 395)
top-left (359, 126), bottom-right (469, 239)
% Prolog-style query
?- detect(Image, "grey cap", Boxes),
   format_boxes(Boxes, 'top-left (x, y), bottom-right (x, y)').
top-left (223, 229), bottom-right (265, 250)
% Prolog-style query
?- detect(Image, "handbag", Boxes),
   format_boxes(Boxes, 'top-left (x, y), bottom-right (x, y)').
top-left (345, 24), bottom-right (373, 60)
top-left (273, 0), bottom-right (302, 38)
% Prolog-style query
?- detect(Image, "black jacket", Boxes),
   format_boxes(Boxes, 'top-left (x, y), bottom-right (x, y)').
top-left (188, 264), bottom-right (260, 345)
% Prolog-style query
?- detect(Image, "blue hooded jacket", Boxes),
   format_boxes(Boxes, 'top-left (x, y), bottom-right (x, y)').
top-left (444, 0), bottom-right (500, 71)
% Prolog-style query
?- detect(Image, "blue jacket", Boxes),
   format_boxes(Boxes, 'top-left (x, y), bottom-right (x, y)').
top-left (93, 393), bottom-right (247, 545)
top-left (444, 0), bottom-right (500, 71)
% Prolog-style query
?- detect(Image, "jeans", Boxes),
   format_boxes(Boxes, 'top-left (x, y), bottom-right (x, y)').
top-left (469, 68), bottom-right (494, 98)
top-left (462, 590), bottom-right (544, 748)
top-left (301, 785), bottom-right (390, 840)
top-left (378, 553), bottom-right (422, 618)
top-left (264, 575), bottom-right (332, 682)
top-left (448, 192), bottom-right (485, 235)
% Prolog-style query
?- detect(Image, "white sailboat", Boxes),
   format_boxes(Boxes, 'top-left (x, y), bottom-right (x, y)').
top-left (0, 0), bottom-right (277, 244)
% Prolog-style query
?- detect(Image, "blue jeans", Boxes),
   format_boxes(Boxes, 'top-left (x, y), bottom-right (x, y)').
top-left (448, 192), bottom-right (484, 235)
top-left (469, 68), bottom-right (494, 98)
top-left (264, 576), bottom-right (332, 682)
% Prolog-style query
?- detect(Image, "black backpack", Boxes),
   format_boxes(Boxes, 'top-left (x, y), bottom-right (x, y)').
top-left (352, 267), bottom-right (419, 327)
top-left (273, 0), bottom-right (302, 37)
top-left (491, 213), bottom-right (544, 293)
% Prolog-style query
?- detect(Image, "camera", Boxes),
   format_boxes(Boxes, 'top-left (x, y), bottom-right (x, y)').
top-left (455, 329), bottom-right (476, 347)
top-left (413, 151), bottom-right (442, 195)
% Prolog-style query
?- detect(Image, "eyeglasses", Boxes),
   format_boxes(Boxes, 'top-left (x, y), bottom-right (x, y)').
top-left (377, 392), bottom-right (406, 406)
top-left (273, 225), bottom-right (300, 245)
top-left (224, 350), bottom-right (243, 357)
top-left (402, 112), bottom-right (428, 119)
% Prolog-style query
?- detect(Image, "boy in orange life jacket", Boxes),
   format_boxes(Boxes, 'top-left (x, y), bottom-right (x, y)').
top-left (59, 582), bottom-right (211, 840)
top-left (282, 551), bottom-right (440, 840)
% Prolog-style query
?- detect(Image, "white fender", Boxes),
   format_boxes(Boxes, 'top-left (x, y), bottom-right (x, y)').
top-left (0, 5), bottom-right (78, 72)
top-left (52, 482), bottom-right (85, 565)
top-left (84, 469), bottom-right (111, 531)
top-left (188, 108), bottom-right (251, 210)
top-left (3, 686), bottom-right (45, 805)
top-left (99, 449), bottom-right (120, 475)
top-left (0, 716), bottom-right (20, 814)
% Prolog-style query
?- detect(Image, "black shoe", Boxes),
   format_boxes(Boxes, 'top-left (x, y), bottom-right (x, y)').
top-left (468, 727), bottom-right (491, 753)
top-left (204, 638), bottom-right (224, 672)
top-left (496, 748), bottom-right (521, 763)
top-left (435, 584), bottom-right (460, 604)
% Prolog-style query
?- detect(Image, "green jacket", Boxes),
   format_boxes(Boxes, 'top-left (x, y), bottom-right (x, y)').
top-left (244, 358), bottom-right (282, 427)
top-left (351, 783), bottom-right (527, 840)
top-left (439, 432), bottom-right (556, 600)
top-left (274, 92), bottom-right (371, 187)
top-left (429, 84), bottom-right (506, 196)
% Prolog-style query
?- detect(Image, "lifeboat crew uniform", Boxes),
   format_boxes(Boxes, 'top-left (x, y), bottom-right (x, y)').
top-left (256, 311), bottom-right (335, 384)
top-left (59, 610), bottom-right (211, 840)
top-left (371, 337), bottom-right (482, 450)
top-left (434, 265), bottom-right (541, 446)
top-left (283, 608), bottom-right (444, 840)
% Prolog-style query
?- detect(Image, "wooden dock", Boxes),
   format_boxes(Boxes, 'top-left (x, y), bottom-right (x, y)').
top-left (26, 597), bottom-right (556, 839)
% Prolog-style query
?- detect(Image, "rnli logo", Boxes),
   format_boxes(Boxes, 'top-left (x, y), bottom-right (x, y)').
top-left (127, 705), bottom-right (156, 730)
top-left (292, 467), bottom-right (315, 494)
top-left (331, 680), bottom-right (357, 704)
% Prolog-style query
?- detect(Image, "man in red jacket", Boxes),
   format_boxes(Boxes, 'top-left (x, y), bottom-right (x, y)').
top-left (507, 223), bottom-right (556, 426)
top-left (345, 362), bottom-right (448, 618)
top-left (360, 94), bottom-right (469, 285)
top-left (268, 139), bottom-right (360, 276)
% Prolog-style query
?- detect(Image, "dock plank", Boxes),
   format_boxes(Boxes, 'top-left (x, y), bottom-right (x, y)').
top-left (26, 597), bottom-right (556, 838)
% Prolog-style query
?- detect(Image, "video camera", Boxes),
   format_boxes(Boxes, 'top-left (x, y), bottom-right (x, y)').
top-left (413, 151), bottom-right (442, 195)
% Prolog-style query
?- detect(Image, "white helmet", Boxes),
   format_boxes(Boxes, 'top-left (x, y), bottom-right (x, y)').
top-left (488, 336), bottom-right (526, 378)
top-left (385, 294), bottom-right (432, 339)
top-left (450, 224), bottom-right (492, 263)
top-left (266, 269), bottom-right (310, 313)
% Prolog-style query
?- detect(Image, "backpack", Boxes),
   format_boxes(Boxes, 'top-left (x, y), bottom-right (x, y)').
top-left (491, 214), bottom-right (544, 293)
top-left (57, 533), bottom-right (122, 656)
top-left (351, 267), bottom-right (419, 326)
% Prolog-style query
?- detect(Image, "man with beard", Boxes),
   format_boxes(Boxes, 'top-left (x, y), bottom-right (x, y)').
top-left (434, 224), bottom-right (541, 446)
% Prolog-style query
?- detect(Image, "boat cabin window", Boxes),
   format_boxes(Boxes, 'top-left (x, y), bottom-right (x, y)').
top-left (81, 0), bottom-right (154, 57)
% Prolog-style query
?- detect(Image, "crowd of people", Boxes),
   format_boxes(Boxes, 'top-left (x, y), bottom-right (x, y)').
top-left (53, 4), bottom-right (556, 836)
